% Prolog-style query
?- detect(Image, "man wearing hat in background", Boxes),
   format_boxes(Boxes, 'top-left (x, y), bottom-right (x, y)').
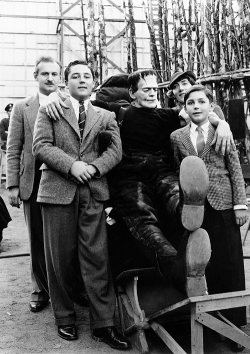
top-left (0, 103), bottom-right (13, 151)
top-left (168, 70), bottom-right (225, 124)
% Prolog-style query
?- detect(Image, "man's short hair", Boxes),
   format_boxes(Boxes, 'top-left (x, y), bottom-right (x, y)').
top-left (64, 60), bottom-right (94, 82)
top-left (184, 85), bottom-right (214, 104)
top-left (128, 69), bottom-right (157, 94)
top-left (5, 103), bottom-right (13, 112)
top-left (34, 56), bottom-right (61, 78)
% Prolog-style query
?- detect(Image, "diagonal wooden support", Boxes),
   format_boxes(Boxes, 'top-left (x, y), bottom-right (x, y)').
top-left (196, 312), bottom-right (250, 349)
top-left (150, 321), bottom-right (187, 354)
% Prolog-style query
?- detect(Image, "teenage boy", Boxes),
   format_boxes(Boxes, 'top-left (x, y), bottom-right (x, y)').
top-left (170, 85), bottom-right (247, 346)
top-left (32, 60), bottom-right (130, 350)
top-left (7, 56), bottom-right (62, 313)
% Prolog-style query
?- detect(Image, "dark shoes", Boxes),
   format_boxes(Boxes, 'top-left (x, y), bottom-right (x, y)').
top-left (29, 300), bottom-right (49, 313)
top-left (179, 156), bottom-right (209, 231)
top-left (58, 325), bottom-right (78, 341)
top-left (92, 326), bottom-right (131, 350)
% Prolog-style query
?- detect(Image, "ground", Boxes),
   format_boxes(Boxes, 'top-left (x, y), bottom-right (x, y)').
top-left (1, 183), bottom-right (250, 354)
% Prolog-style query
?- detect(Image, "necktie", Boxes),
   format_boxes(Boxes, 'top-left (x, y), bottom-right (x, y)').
top-left (196, 126), bottom-right (205, 157)
top-left (79, 101), bottom-right (86, 141)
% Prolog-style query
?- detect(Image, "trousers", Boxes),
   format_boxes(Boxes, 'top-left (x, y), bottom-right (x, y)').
top-left (42, 184), bottom-right (116, 328)
top-left (110, 150), bottom-right (184, 259)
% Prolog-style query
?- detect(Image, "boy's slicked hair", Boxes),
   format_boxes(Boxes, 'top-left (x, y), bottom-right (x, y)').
top-left (184, 84), bottom-right (213, 104)
top-left (64, 60), bottom-right (94, 82)
top-left (34, 56), bottom-right (61, 78)
top-left (128, 69), bottom-right (157, 94)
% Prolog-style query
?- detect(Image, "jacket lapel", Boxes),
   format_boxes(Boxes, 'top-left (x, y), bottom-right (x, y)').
top-left (201, 124), bottom-right (215, 158)
top-left (82, 102), bottom-right (101, 140)
top-left (25, 94), bottom-right (39, 136)
top-left (181, 124), bottom-right (198, 155)
top-left (62, 98), bottom-right (80, 136)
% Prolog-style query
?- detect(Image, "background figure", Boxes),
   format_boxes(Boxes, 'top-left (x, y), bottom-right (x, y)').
top-left (0, 103), bottom-right (13, 152)
top-left (0, 195), bottom-right (11, 244)
top-left (168, 70), bottom-right (225, 123)
top-left (6, 56), bottom-right (61, 313)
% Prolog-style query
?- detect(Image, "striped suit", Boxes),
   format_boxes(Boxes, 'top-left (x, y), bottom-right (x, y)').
top-left (170, 122), bottom-right (247, 327)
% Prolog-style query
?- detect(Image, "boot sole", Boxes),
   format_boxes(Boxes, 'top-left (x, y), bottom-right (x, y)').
top-left (185, 228), bottom-right (211, 296)
top-left (180, 156), bottom-right (209, 231)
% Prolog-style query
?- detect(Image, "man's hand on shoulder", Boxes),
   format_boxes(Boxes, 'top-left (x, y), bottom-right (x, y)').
top-left (46, 92), bottom-right (68, 121)
top-left (8, 187), bottom-right (22, 208)
top-left (210, 119), bottom-right (236, 155)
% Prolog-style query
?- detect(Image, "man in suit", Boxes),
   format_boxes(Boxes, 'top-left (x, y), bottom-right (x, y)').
top-left (6, 56), bottom-right (61, 313)
top-left (32, 60), bottom-right (131, 350)
top-left (170, 85), bottom-right (247, 350)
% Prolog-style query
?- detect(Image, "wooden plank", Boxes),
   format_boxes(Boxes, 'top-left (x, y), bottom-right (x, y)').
top-left (150, 321), bottom-right (187, 354)
top-left (62, 0), bottom-right (81, 15)
top-left (190, 304), bottom-right (204, 354)
top-left (190, 292), bottom-right (250, 314)
top-left (189, 290), bottom-right (250, 303)
top-left (106, 26), bottom-right (128, 47)
top-left (196, 313), bottom-right (250, 349)
top-left (0, 14), bottom-right (145, 23)
top-left (146, 298), bottom-right (190, 321)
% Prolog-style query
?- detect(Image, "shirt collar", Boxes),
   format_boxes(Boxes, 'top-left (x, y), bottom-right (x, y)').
top-left (70, 95), bottom-right (89, 112)
top-left (38, 92), bottom-right (49, 106)
top-left (190, 120), bottom-right (210, 134)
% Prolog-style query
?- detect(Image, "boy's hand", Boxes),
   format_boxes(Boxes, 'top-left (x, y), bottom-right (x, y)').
top-left (210, 120), bottom-right (235, 155)
top-left (86, 164), bottom-right (97, 177)
top-left (234, 209), bottom-right (247, 226)
top-left (46, 92), bottom-right (68, 120)
top-left (70, 161), bottom-right (92, 183)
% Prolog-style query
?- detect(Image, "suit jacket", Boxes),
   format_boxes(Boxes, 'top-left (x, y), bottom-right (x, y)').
top-left (33, 98), bottom-right (122, 205)
top-left (170, 123), bottom-right (246, 210)
top-left (6, 95), bottom-right (39, 200)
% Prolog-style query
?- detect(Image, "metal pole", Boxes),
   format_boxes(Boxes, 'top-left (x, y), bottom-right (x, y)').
top-left (59, 0), bottom-right (64, 81)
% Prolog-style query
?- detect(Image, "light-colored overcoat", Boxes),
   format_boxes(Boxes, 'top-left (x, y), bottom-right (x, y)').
top-left (170, 123), bottom-right (246, 210)
top-left (7, 95), bottom-right (39, 200)
top-left (33, 98), bottom-right (122, 205)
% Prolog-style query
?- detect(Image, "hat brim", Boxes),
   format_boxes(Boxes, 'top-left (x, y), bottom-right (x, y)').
top-left (169, 71), bottom-right (196, 90)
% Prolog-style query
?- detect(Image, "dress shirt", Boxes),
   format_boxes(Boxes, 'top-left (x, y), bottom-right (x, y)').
top-left (38, 92), bottom-right (50, 106)
top-left (189, 121), bottom-right (247, 211)
top-left (190, 121), bottom-right (209, 154)
top-left (69, 96), bottom-right (89, 121)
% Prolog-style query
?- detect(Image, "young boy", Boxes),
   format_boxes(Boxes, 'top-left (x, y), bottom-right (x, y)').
top-left (32, 60), bottom-right (130, 350)
top-left (170, 85), bottom-right (247, 332)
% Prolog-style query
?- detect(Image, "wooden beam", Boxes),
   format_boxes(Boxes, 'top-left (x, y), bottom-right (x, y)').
top-left (106, 58), bottom-right (125, 73)
top-left (62, 22), bottom-right (87, 44)
top-left (106, 26), bottom-right (128, 47)
top-left (0, 14), bottom-right (145, 23)
top-left (106, 0), bottom-right (128, 17)
top-left (196, 313), bottom-right (250, 349)
top-left (190, 304), bottom-right (204, 354)
top-left (151, 321), bottom-right (187, 354)
top-left (62, 0), bottom-right (81, 15)
top-left (190, 291), bottom-right (250, 314)
top-left (146, 298), bottom-right (190, 322)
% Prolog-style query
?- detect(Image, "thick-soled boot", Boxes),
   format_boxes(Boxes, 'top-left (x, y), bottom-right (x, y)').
top-left (179, 156), bottom-right (209, 231)
top-left (171, 228), bottom-right (211, 297)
